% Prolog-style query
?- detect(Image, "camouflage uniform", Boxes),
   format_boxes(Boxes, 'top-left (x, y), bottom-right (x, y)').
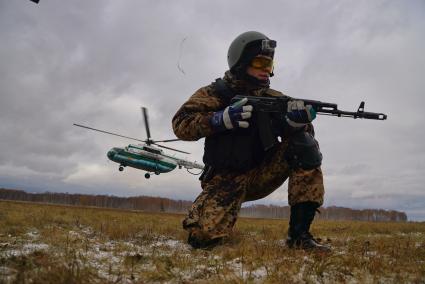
top-left (172, 71), bottom-right (324, 244)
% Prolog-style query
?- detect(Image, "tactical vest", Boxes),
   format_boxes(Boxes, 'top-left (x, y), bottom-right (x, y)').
top-left (202, 79), bottom-right (279, 172)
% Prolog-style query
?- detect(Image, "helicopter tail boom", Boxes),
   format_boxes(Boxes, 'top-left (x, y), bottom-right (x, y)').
top-left (175, 158), bottom-right (204, 170)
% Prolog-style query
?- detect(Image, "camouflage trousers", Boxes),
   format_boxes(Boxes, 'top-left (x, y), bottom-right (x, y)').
top-left (182, 141), bottom-right (324, 242)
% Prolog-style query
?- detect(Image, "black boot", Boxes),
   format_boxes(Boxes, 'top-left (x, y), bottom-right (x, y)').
top-left (286, 202), bottom-right (331, 252)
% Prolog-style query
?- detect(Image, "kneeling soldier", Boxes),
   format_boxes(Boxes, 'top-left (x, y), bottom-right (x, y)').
top-left (172, 31), bottom-right (330, 252)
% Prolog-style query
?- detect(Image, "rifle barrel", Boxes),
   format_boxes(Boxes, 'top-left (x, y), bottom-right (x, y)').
top-left (318, 110), bottom-right (387, 120)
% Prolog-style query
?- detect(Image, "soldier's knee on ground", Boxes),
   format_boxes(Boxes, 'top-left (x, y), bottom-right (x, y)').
top-left (187, 228), bottom-right (223, 249)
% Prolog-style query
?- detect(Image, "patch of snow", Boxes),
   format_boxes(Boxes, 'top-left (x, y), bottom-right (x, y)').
top-left (397, 232), bottom-right (423, 237)
top-left (23, 243), bottom-right (49, 251)
top-left (2, 243), bottom-right (49, 257)
top-left (68, 230), bottom-right (81, 238)
top-left (25, 230), bottom-right (39, 239)
top-left (251, 267), bottom-right (268, 278)
top-left (365, 251), bottom-right (377, 256)
top-left (223, 257), bottom-right (268, 281)
top-left (81, 226), bottom-right (94, 236)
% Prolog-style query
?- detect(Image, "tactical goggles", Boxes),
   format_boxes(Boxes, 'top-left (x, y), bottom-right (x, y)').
top-left (250, 56), bottom-right (274, 70)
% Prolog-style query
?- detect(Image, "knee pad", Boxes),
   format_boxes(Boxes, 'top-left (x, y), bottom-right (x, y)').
top-left (285, 131), bottom-right (322, 170)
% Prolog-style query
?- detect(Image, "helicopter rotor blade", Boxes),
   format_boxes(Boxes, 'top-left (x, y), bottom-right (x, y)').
top-left (141, 107), bottom-right (151, 142)
top-left (153, 143), bottom-right (190, 154)
top-left (152, 138), bottom-right (181, 143)
top-left (73, 123), bottom-right (146, 143)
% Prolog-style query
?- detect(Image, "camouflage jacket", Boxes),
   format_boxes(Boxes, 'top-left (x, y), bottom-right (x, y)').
top-left (172, 71), bottom-right (289, 141)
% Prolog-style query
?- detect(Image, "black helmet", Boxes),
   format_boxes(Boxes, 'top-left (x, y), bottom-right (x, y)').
top-left (227, 31), bottom-right (276, 72)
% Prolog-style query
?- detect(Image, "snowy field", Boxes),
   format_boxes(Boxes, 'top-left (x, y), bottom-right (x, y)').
top-left (0, 200), bottom-right (424, 283)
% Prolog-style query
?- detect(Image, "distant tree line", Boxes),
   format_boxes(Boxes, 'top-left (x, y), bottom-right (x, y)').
top-left (0, 188), bottom-right (407, 221)
top-left (0, 188), bottom-right (191, 213)
top-left (240, 204), bottom-right (407, 222)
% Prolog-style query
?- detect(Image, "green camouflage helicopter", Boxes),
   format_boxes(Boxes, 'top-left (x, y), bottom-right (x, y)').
top-left (74, 107), bottom-right (204, 179)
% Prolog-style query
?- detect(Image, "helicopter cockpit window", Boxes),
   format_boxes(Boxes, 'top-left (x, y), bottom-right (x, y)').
top-left (128, 147), bottom-right (141, 154)
top-left (143, 147), bottom-right (161, 155)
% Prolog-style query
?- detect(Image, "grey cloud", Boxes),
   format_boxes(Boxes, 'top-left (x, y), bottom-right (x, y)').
top-left (1, 1), bottom-right (424, 219)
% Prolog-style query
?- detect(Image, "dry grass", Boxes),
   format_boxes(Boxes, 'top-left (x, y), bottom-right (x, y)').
top-left (0, 200), bottom-right (424, 283)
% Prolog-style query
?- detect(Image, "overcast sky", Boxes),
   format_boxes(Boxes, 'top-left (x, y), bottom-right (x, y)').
top-left (1, 1), bottom-right (424, 220)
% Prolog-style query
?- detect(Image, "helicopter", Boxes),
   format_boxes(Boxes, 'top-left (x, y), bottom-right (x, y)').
top-left (74, 107), bottom-right (204, 179)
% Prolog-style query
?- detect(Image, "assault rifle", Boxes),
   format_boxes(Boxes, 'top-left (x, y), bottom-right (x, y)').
top-left (232, 95), bottom-right (387, 120)
top-left (230, 95), bottom-right (388, 150)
